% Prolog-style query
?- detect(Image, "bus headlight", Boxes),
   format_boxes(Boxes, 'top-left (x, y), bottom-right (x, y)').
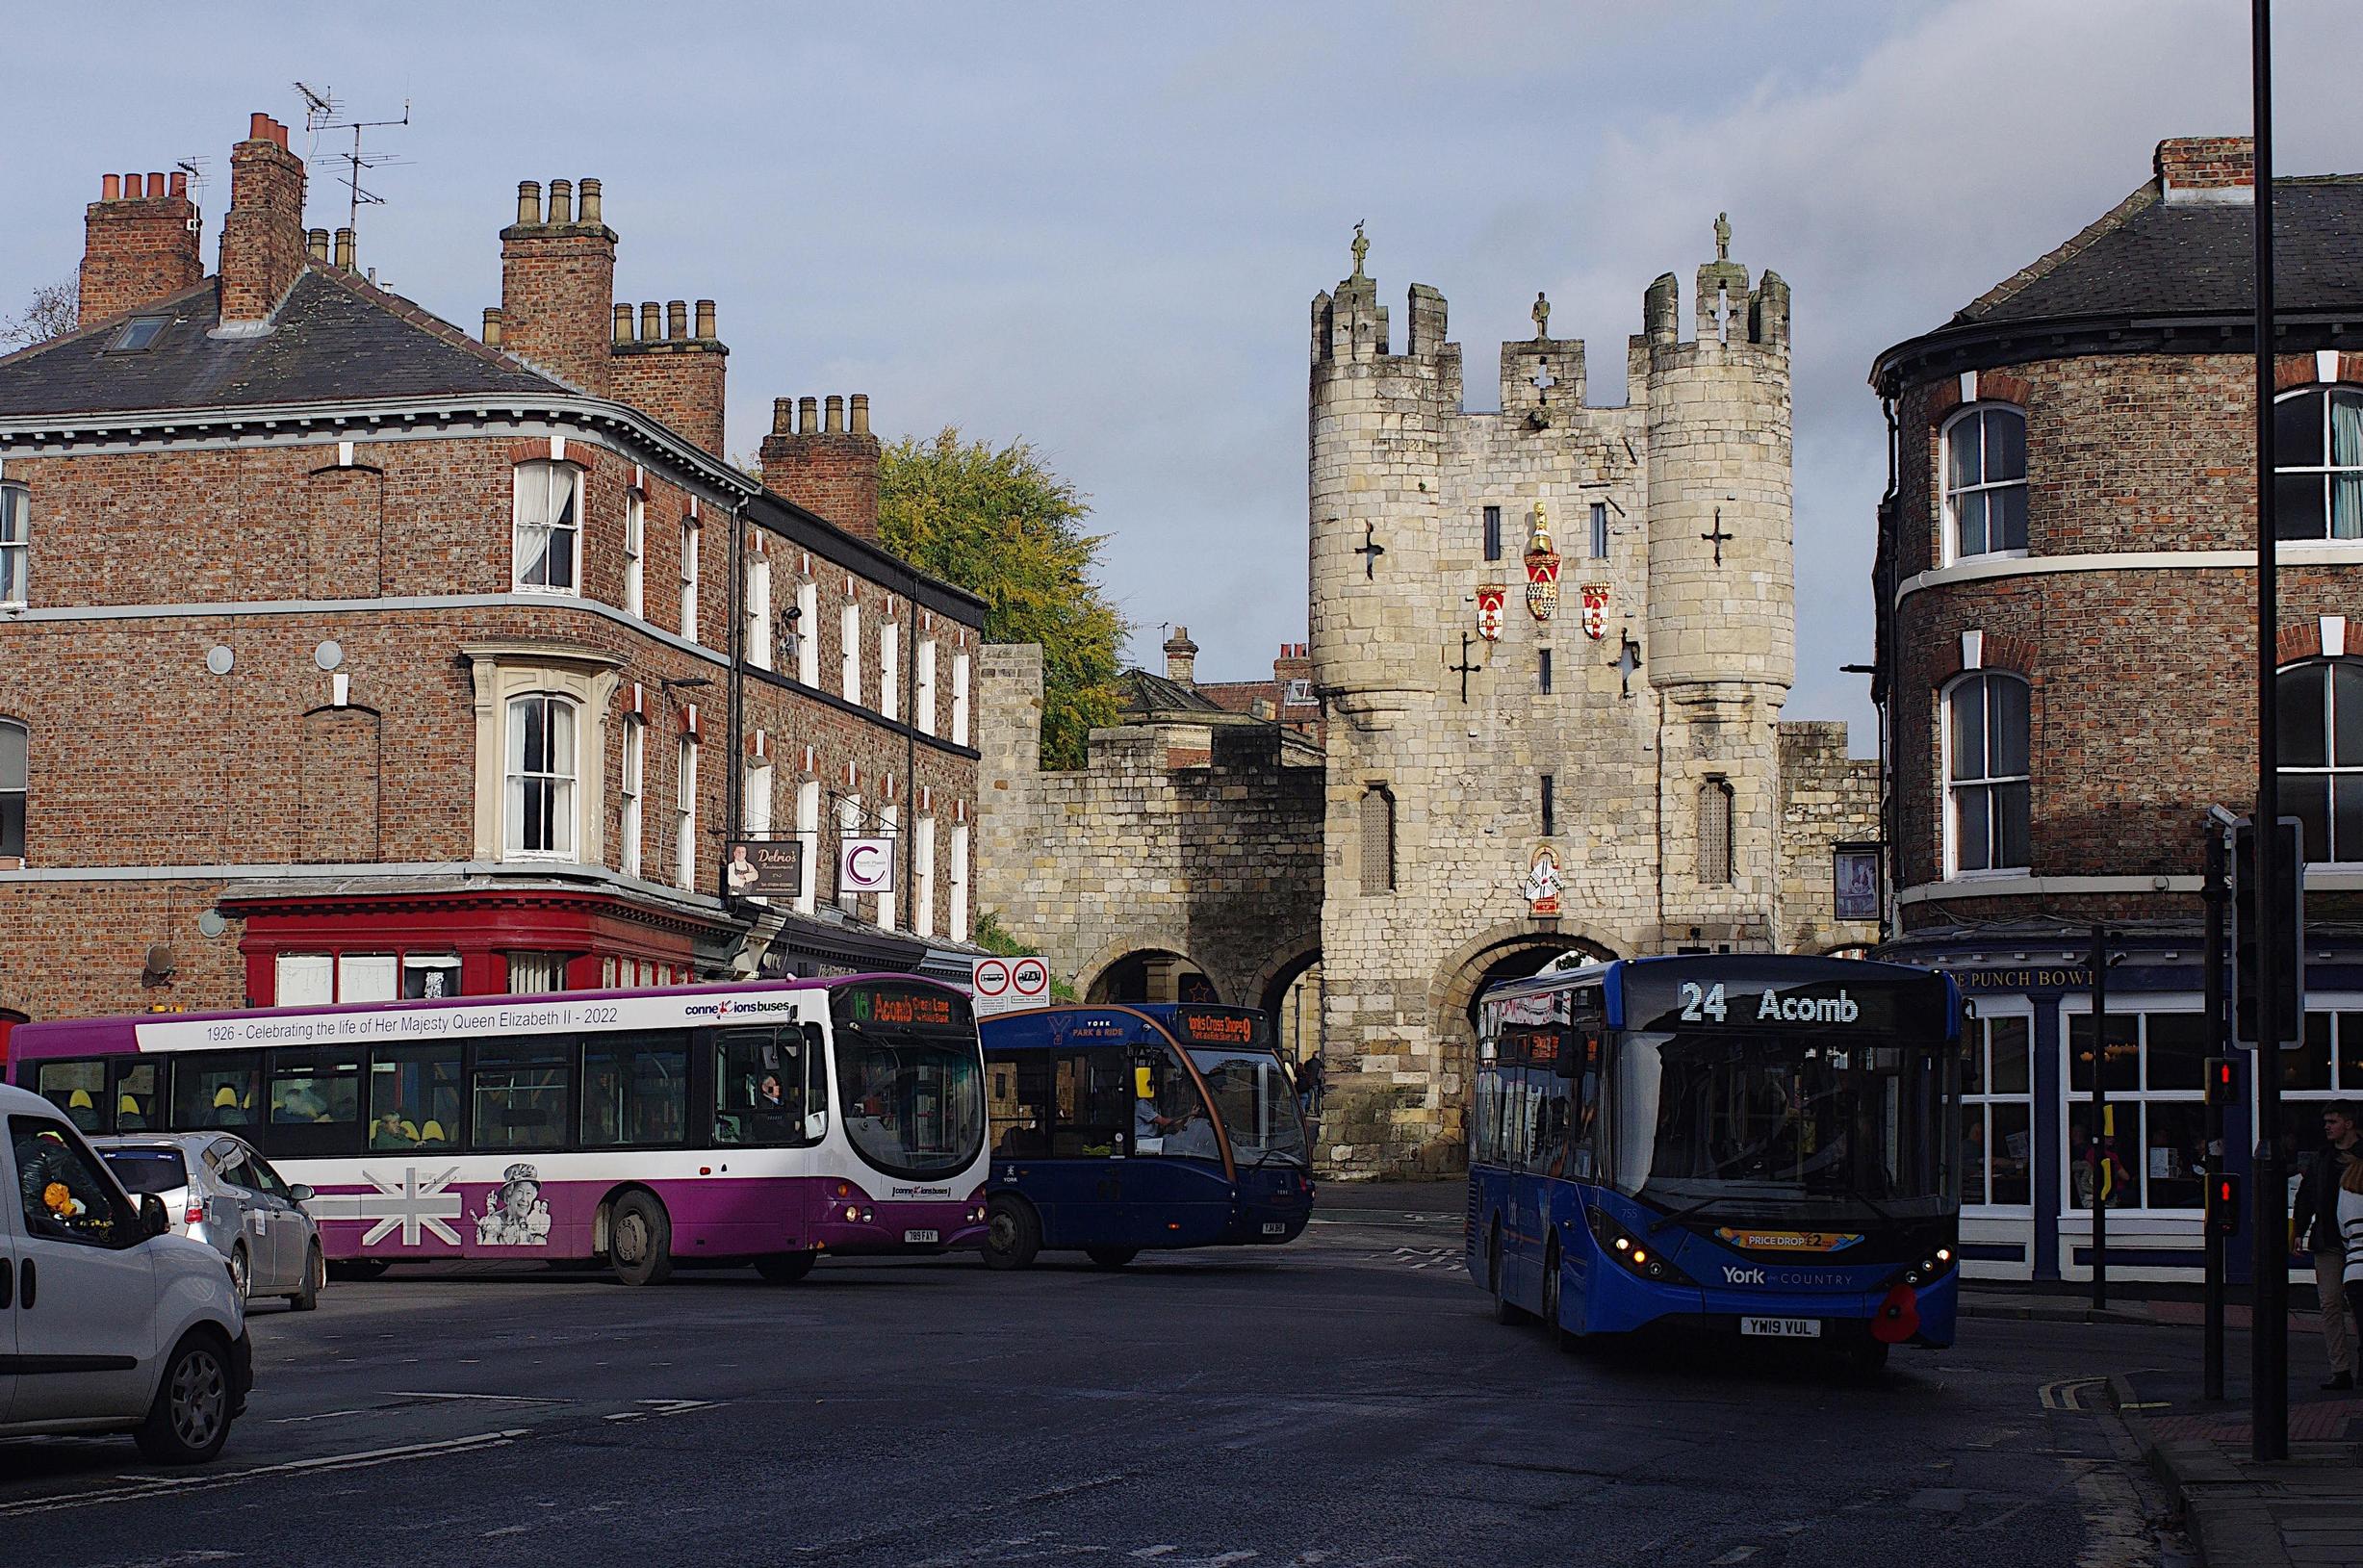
top-left (1583, 1205), bottom-right (1698, 1287)
top-left (1898, 1246), bottom-right (1958, 1289)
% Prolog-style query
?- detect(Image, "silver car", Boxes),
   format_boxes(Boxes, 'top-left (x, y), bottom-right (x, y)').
top-left (91, 1132), bottom-right (325, 1310)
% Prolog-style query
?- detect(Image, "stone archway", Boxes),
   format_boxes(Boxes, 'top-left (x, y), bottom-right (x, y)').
top-left (1250, 934), bottom-right (1322, 1069)
top-left (1078, 943), bottom-right (1221, 1005)
top-left (1422, 921), bottom-right (1621, 1155)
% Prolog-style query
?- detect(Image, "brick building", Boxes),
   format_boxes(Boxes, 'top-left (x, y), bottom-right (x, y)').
top-left (0, 113), bottom-right (987, 1039)
top-left (1868, 137), bottom-right (2363, 1284)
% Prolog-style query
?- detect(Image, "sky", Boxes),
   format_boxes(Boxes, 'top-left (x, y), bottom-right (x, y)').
top-left (4, 1), bottom-right (2359, 750)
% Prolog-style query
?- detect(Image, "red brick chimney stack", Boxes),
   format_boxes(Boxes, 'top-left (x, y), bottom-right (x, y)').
top-left (609, 283), bottom-right (729, 456)
top-left (218, 113), bottom-right (308, 327)
top-left (1164, 627), bottom-right (1198, 685)
top-left (80, 167), bottom-right (202, 324)
top-left (2155, 136), bottom-right (2255, 205)
top-left (1273, 641), bottom-right (1311, 689)
top-left (498, 175), bottom-right (617, 396)
top-left (758, 392), bottom-right (883, 542)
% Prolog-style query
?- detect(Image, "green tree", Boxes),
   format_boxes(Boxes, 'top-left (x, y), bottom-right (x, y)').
top-left (878, 427), bottom-right (1125, 769)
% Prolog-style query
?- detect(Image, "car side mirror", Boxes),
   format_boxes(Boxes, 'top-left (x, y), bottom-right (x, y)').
top-left (803, 1113), bottom-right (828, 1140)
top-left (289, 1183), bottom-right (315, 1204)
top-left (139, 1193), bottom-right (171, 1239)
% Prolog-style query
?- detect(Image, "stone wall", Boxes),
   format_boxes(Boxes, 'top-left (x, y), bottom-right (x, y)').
top-left (975, 645), bottom-right (1323, 1010)
top-left (1774, 720), bottom-right (1881, 953)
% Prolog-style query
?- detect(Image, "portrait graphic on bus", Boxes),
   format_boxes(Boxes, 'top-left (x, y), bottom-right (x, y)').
top-left (475, 1162), bottom-right (552, 1246)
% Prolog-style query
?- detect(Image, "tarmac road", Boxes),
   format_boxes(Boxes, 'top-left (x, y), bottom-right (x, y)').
top-left (0, 1188), bottom-right (2191, 1567)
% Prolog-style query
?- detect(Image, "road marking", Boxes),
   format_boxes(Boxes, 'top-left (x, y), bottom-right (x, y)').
top-left (604, 1398), bottom-right (723, 1423)
top-left (267, 1408), bottom-right (368, 1425)
top-left (1710, 1550), bottom-right (1759, 1565)
top-left (2038, 1377), bottom-right (2111, 1412)
top-left (380, 1391), bottom-right (568, 1404)
top-left (0, 1429), bottom-right (531, 1518)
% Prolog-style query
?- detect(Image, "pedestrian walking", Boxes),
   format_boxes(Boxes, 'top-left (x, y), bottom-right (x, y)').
top-left (1294, 1053), bottom-right (1326, 1121)
top-left (2341, 1155), bottom-right (2363, 1342)
top-left (2291, 1100), bottom-right (2363, 1390)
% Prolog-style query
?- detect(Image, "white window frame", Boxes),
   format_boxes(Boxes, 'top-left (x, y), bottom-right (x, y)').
top-left (675, 735), bottom-right (699, 891)
top-left (1961, 1003), bottom-right (2035, 1215)
top-left (842, 600), bottom-right (862, 705)
top-left (2056, 995), bottom-right (2210, 1217)
top-left (875, 803), bottom-right (899, 930)
top-left (795, 579), bottom-right (820, 686)
top-left (742, 761), bottom-right (773, 905)
top-left (746, 554), bottom-right (773, 671)
top-left (912, 814), bottom-right (936, 938)
top-left (623, 490), bottom-right (645, 619)
top-left (796, 777), bottom-right (821, 915)
top-left (1939, 403), bottom-right (2029, 565)
top-left (0, 482), bottom-right (27, 607)
top-left (880, 619), bottom-right (901, 722)
top-left (949, 822), bottom-right (970, 940)
top-left (0, 716), bottom-right (24, 861)
top-left (836, 793), bottom-right (861, 910)
top-left (512, 461), bottom-right (583, 595)
top-left (503, 692), bottom-right (580, 861)
top-left (1941, 670), bottom-right (2031, 879)
top-left (2276, 656), bottom-right (2363, 864)
top-left (619, 717), bottom-right (645, 878)
top-left (916, 638), bottom-right (938, 735)
top-left (680, 521), bottom-right (701, 644)
top-left (2272, 385), bottom-right (2363, 544)
top-left (951, 651), bottom-right (971, 747)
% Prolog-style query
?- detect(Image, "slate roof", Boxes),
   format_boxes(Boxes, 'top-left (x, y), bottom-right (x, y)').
top-left (1117, 667), bottom-right (1226, 718)
top-left (1956, 176), bottom-right (2363, 327)
top-left (0, 266), bottom-right (567, 420)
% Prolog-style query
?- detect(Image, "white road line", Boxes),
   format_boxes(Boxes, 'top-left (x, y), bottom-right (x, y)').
top-left (0, 1429), bottom-right (532, 1518)
top-left (380, 1391), bottom-right (569, 1404)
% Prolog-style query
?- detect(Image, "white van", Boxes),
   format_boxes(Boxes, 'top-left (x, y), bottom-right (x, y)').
top-left (2, 1079), bottom-right (251, 1462)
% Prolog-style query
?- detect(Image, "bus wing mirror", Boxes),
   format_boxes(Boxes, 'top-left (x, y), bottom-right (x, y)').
top-left (804, 1112), bottom-right (828, 1140)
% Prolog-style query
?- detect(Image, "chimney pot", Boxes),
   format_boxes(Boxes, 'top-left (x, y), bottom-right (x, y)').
top-left (516, 180), bottom-right (542, 226)
top-left (483, 306), bottom-right (503, 347)
top-left (248, 112), bottom-right (271, 141)
top-left (850, 393), bottom-right (870, 435)
top-left (121, 171), bottom-right (140, 196)
top-left (333, 227), bottom-right (355, 271)
top-left (612, 303), bottom-right (633, 343)
top-left (694, 298), bottom-right (715, 340)
top-left (639, 301), bottom-right (661, 341)
top-left (578, 177), bottom-right (602, 224)
top-left (169, 170), bottom-right (186, 197)
top-left (102, 173), bottom-right (121, 200)
top-left (548, 178), bottom-right (573, 225)
top-left (799, 396), bottom-right (820, 434)
top-left (772, 397), bottom-right (793, 434)
top-left (306, 228), bottom-right (329, 261)
top-left (666, 299), bottom-right (688, 340)
top-left (146, 171), bottom-right (166, 198)
top-left (824, 394), bottom-right (845, 433)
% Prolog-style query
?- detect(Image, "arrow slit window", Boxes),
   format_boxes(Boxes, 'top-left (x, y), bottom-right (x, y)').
top-left (1697, 777), bottom-right (1734, 886)
top-left (1482, 505), bottom-right (1503, 562)
top-left (1359, 784), bottom-right (1396, 894)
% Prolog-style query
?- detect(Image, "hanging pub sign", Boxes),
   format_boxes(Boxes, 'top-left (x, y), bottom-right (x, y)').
top-left (726, 839), bottom-right (806, 899)
top-left (1525, 502), bottom-right (1560, 622)
top-left (1476, 585), bottom-right (1506, 642)
top-left (1580, 582), bottom-right (1610, 641)
top-left (1524, 844), bottom-right (1565, 916)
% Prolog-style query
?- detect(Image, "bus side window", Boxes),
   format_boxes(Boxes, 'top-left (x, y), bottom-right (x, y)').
top-left (35, 1059), bottom-right (108, 1133)
top-left (711, 1028), bottom-right (811, 1147)
top-left (170, 1052), bottom-right (263, 1132)
top-left (112, 1057), bottom-right (163, 1132)
top-left (582, 1034), bottom-right (688, 1148)
top-left (1050, 1047), bottom-right (1128, 1158)
top-left (370, 1044), bottom-right (462, 1149)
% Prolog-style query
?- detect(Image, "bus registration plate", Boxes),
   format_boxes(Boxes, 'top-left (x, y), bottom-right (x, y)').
top-left (1740, 1317), bottom-right (1821, 1339)
top-left (903, 1229), bottom-right (939, 1245)
top-left (1262, 1222), bottom-right (1287, 1235)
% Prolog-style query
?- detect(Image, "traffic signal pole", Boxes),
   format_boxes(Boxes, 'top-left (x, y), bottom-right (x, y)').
top-left (2249, 0), bottom-right (2288, 1463)
top-left (2091, 923), bottom-right (2110, 1312)
top-left (2202, 823), bottom-right (2228, 1402)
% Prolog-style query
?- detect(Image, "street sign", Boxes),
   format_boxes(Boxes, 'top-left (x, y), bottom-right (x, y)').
top-left (2232, 816), bottom-right (2303, 1045)
top-left (838, 836), bottom-right (894, 896)
top-left (970, 955), bottom-right (1050, 1017)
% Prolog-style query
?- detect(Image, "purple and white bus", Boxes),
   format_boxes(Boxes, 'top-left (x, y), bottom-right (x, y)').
top-left (5, 974), bottom-right (988, 1287)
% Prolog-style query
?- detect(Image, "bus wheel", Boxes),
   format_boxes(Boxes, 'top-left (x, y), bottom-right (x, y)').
top-left (1487, 1219), bottom-right (1525, 1324)
top-left (609, 1192), bottom-right (675, 1287)
top-left (327, 1259), bottom-right (389, 1282)
top-left (755, 1251), bottom-right (817, 1284)
top-left (983, 1195), bottom-right (1040, 1271)
top-left (1085, 1247), bottom-right (1138, 1270)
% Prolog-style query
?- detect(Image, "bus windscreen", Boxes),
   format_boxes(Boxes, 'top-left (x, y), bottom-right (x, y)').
top-left (1185, 1048), bottom-right (1307, 1167)
top-left (833, 984), bottom-right (985, 1182)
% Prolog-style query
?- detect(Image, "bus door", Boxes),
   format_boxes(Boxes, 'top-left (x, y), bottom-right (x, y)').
top-left (1122, 1042), bottom-right (1227, 1246)
top-left (1040, 1044), bottom-right (1132, 1247)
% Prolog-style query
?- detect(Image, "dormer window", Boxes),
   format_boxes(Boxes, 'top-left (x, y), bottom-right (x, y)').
top-left (106, 316), bottom-right (169, 353)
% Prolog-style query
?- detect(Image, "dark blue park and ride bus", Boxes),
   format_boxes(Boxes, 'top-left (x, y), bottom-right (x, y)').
top-left (1469, 954), bottom-right (1964, 1370)
top-left (977, 1004), bottom-right (1315, 1270)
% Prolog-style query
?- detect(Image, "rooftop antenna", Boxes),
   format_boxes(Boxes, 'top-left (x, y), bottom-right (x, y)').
top-left (172, 156), bottom-right (210, 214)
top-left (293, 81), bottom-right (413, 243)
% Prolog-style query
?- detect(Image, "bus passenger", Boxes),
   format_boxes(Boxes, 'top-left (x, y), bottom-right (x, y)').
top-left (371, 1110), bottom-right (415, 1149)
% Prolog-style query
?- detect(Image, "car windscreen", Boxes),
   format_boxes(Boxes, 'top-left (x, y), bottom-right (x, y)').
top-left (1185, 1049), bottom-right (1309, 1167)
top-left (100, 1145), bottom-right (190, 1195)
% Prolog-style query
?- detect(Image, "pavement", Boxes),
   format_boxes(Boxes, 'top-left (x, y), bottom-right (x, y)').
top-left (0, 1183), bottom-right (2204, 1567)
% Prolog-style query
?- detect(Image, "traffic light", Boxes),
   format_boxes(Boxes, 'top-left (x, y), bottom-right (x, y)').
top-left (2205, 1172), bottom-right (2243, 1237)
top-left (2233, 817), bottom-right (2304, 1044)
top-left (2204, 1055), bottom-right (2239, 1107)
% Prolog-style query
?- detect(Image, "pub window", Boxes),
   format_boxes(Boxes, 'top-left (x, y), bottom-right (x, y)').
top-left (507, 951), bottom-right (570, 994)
top-left (512, 460), bottom-right (582, 594)
top-left (745, 553), bottom-right (773, 670)
top-left (675, 735), bottom-right (699, 891)
top-left (2068, 1008), bottom-right (2206, 1210)
top-left (1696, 777), bottom-right (1734, 885)
top-left (619, 716), bottom-right (645, 879)
top-left (624, 490), bottom-right (646, 618)
top-left (681, 520), bottom-right (700, 643)
top-left (1960, 1013), bottom-right (2033, 1209)
top-left (471, 1043), bottom-right (572, 1152)
top-left (1358, 784), bottom-right (1396, 894)
top-left (402, 954), bottom-right (461, 999)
